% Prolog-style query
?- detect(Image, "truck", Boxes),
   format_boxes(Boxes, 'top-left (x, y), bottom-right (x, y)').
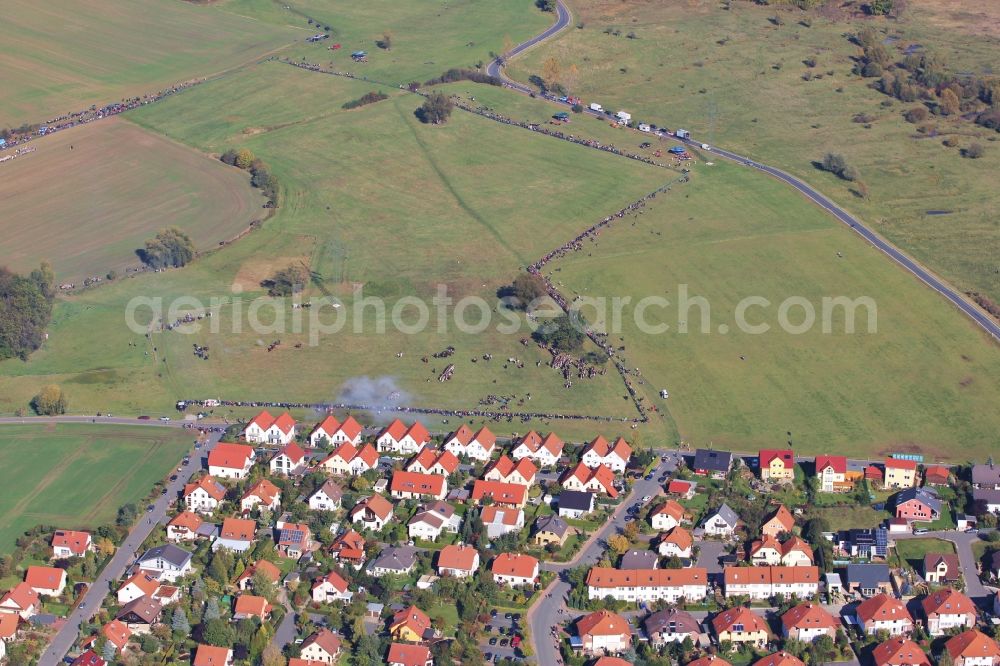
top-left (589, 102), bottom-right (603, 112)
top-left (675, 129), bottom-right (690, 139)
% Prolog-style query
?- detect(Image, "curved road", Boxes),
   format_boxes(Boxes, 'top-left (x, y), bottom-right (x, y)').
top-left (487, 0), bottom-right (1000, 343)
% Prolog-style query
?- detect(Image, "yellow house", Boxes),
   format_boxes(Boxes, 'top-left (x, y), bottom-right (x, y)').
top-left (533, 515), bottom-right (570, 547)
top-left (884, 458), bottom-right (917, 489)
top-left (389, 606), bottom-right (431, 643)
top-left (759, 450), bottom-right (795, 483)
top-left (712, 607), bottom-right (769, 648)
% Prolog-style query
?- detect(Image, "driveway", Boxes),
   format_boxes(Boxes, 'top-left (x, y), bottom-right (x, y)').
top-left (895, 529), bottom-right (993, 603)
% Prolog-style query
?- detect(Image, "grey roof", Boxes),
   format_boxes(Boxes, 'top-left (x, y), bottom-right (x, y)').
top-left (619, 549), bottom-right (659, 570)
top-left (972, 464), bottom-right (1000, 487)
top-left (368, 545), bottom-right (418, 572)
top-left (693, 449), bottom-right (732, 473)
top-left (535, 514), bottom-right (569, 538)
top-left (196, 523), bottom-right (219, 538)
top-left (644, 607), bottom-right (701, 636)
top-left (312, 479), bottom-right (343, 501)
top-left (894, 487), bottom-right (942, 515)
top-left (845, 563), bottom-right (890, 588)
top-left (973, 488), bottom-right (1000, 504)
top-left (707, 503), bottom-right (739, 527)
top-left (117, 596), bottom-right (163, 623)
top-left (138, 544), bottom-right (192, 568)
top-left (558, 490), bottom-right (595, 512)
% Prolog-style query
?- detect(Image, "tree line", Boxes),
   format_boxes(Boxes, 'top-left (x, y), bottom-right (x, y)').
top-left (0, 262), bottom-right (56, 361)
top-left (220, 147), bottom-right (279, 205)
top-left (342, 90), bottom-right (389, 109)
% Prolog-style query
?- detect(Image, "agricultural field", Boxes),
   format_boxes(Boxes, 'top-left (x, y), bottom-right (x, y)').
top-left (0, 0), bottom-right (299, 126)
top-left (550, 160), bottom-right (1000, 460)
top-left (0, 118), bottom-right (266, 283)
top-left (0, 423), bottom-right (191, 553)
top-left (511, 0), bottom-right (1000, 304)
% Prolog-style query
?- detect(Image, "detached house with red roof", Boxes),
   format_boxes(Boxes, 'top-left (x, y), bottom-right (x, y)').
top-left (762, 505), bottom-right (795, 539)
top-left (51, 530), bottom-right (92, 559)
top-left (310, 414), bottom-right (363, 447)
top-left (581, 436), bottom-right (633, 473)
top-left (390, 471), bottom-right (447, 501)
top-left (759, 449), bottom-right (795, 483)
top-left (270, 441), bottom-right (307, 475)
top-left (236, 560), bottom-right (280, 592)
top-left (318, 442), bottom-right (378, 476)
top-left (815, 455), bottom-right (852, 493)
top-left (484, 455), bottom-right (538, 487)
top-left (241, 478), bottom-right (281, 514)
top-left (184, 476), bottom-right (226, 514)
top-left (576, 609), bottom-right (632, 655)
top-left (387, 643), bottom-right (434, 666)
top-left (233, 594), bottom-right (270, 621)
top-left (390, 605), bottom-right (433, 642)
top-left (207, 443), bottom-right (255, 480)
top-left (650, 500), bottom-right (685, 531)
top-left (329, 530), bottom-right (366, 568)
top-left (471, 480), bottom-right (528, 508)
top-left (214, 517), bottom-right (256, 553)
top-left (436, 544), bottom-right (480, 578)
top-left (443, 424), bottom-right (496, 462)
top-left (561, 463), bottom-right (618, 498)
top-left (922, 588), bottom-right (976, 636)
top-left (872, 637), bottom-right (931, 666)
top-left (117, 572), bottom-right (160, 605)
top-left (102, 619), bottom-right (132, 654)
top-left (244, 411), bottom-right (296, 445)
top-left (711, 606), bottom-right (770, 648)
top-left (25, 565), bottom-right (66, 597)
top-left (491, 553), bottom-right (539, 587)
top-left (781, 602), bottom-right (839, 642)
top-left (885, 458), bottom-right (919, 489)
top-left (312, 570), bottom-right (352, 604)
top-left (194, 644), bottom-right (234, 666)
top-left (946, 630), bottom-right (1000, 666)
top-left (377, 419), bottom-right (430, 455)
top-left (855, 593), bottom-right (913, 636)
top-left (166, 511), bottom-right (207, 543)
top-left (276, 520), bottom-right (312, 559)
top-left (405, 447), bottom-right (460, 476)
top-left (351, 495), bottom-right (394, 532)
top-left (511, 431), bottom-right (564, 467)
top-left (0, 582), bottom-right (40, 619)
top-left (657, 526), bottom-right (694, 559)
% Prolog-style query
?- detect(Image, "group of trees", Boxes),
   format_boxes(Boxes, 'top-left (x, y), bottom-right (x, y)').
top-left (31, 384), bottom-right (66, 415)
top-left (221, 148), bottom-right (279, 204)
top-left (416, 92), bottom-right (454, 124)
top-left (261, 264), bottom-right (308, 297)
top-left (137, 227), bottom-right (196, 269)
top-left (532, 313), bottom-right (586, 352)
top-left (424, 68), bottom-right (501, 87)
top-left (819, 153), bottom-right (860, 182)
top-left (342, 91), bottom-right (389, 109)
top-left (0, 262), bottom-right (56, 361)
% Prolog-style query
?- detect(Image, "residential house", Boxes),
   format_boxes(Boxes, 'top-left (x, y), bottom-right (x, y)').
top-left (117, 572), bottom-right (160, 604)
top-left (620, 550), bottom-right (659, 570)
top-left (667, 479), bottom-right (698, 500)
top-left (408, 501), bottom-right (461, 541)
top-left (895, 487), bottom-right (942, 522)
top-left (866, 465), bottom-right (885, 484)
top-left (592, 659), bottom-right (632, 666)
top-left (102, 619), bottom-right (131, 654)
top-left (276, 521), bottom-right (312, 558)
top-left (116, 596), bottom-right (162, 634)
top-left (945, 630), bottom-right (1000, 666)
top-left (390, 605), bottom-right (433, 642)
top-left (922, 588), bottom-right (976, 636)
top-left (436, 544), bottom-right (480, 578)
top-left (376, 419), bottom-right (430, 455)
top-left (184, 476), bottom-right (226, 514)
top-left (0, 583), bottom-right (39, 619)
top-left (755, 652), bottom-right (806, 666)
top-left (559, 490), bottom-right (596, 518)
top-left (308, 480), bottom-right (343, 512)
top-left (311, 570), bottom-right (353, 604)
top-left (749, 536), bottom-right (783, 566)
top-left (491, 553), bottom-right (540, 587)
top-left (576, 610), bottom-right (631, 655)
top-left (387, 643), bottom-right (434, 666)
top-left (367, 546), bottom-right (418, 577)
top-left (309, 414), bottom-right (363, 447)
top-left (972, 464), bottom-right (1000, 491)
top-left (317, 442), bottom-right (379, 476)
top-left (479, 506), bottom-right (523, 539)
top-left (484, 455), bottom-right (538, 487)
top-left (780, 537), bottom-right (815, 567)
top-left (51, 530), bottom-right (92, 559)
top-left (702, 503), bottom-right (740, 537)
top-left (781, 603), bottom-right (839, 642)
top-left (759, 449), bottom-right (795, 483)
top-left (25, 565), bottom-right (66, 596)
top-left (643, 607), bottom-right (702, 647)
top-left (70, 650), bottom-right (105, 666)
top-left (692, 449), bottom-right (733, 478)
top-left (270, 441), bottom-right (307, 475)
top-left (244, 410), bottom-right (296, 445)
top-left (0, 613), bottom-right (21, 643)
top-left (443, 424), bottom-right (496, 462)
top-left (510, 431), bottom-right (564, 467)
top-left (884, 459), bottom-right (919, 489)
top-left (923, 553), bottom-right (961, 584)
top-left (561, 463), bottom-right (618, 498)
top-left (834, 528), bottom-right (889, 560)
top-left (586, 567), bottom-right (709, 603)
top-left (390, 471), bottom-right (447, 501)
top-left (657, 526), bottom-right (693, 559)
top-left (406, 447), bottom-right (460, 477)
top-left (580, 436), bottom-right (633, 473)
top-left (299, 629), bottom-right (342, 663)
top-left (233, 594), bottom-right (270, 621)
top-left (845, 564), bottom-right (893, 596)
top-left (815, 455), bottom-right (852, 493)
top-left (855, 593), bottom-right (913, 636)
top-left (329, 530), bottom-right (366, 568)
top-left (689, 657), bottom-right (733, 666)
top-left (470, 480), bottom-right (528, 508)
top-left (350, 495), bottom-right (394, 532)
top-left (167, 511), bottom-right (210, 543)
top-left (207, 443), bottom-right (255, 480)
top-left (136, 544), bottom-right (192, 582)
top-left (240, 478), bottom-right (281, 514)
top-left (533, 515), bottom-right (570, 547)
top-left (236, 560), bottom-right (280, 592)
top-left (193, 644), bottom-right (234, 666)
top-left (872, 637), bottom-right (931, 666)
top-left (711, 606), bottom-right (769, 648)
top-left (974, 489), bottom-right (1000, 515)
top-left (723, 566), bottom-right (820, 600)
top-left (924, 466), bottom-right (951, 486)
top-left (761, 505), bottom-right (795, 539)
top-left (214, 517), bottom-right (256, 553)
top-left (650, 500), bottom-right (685, 531)
top-left (751, 536), bottom-right (813, 566)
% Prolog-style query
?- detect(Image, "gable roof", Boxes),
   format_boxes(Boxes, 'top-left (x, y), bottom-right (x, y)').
top-left (239, 559), bottom-right (280, 584)
top-left (924, 465), bottom-right (950, 484)
top-left (667, 479), bottom-right (696, 495)
top-left (311, 479), bottom-right (343, 503)
top-left (577, 609), bottom-right (631, 639)
top-left (301, 629), bottom-right (341, 656)
top-left (712, 606), bottom-right (769, 634)
top-left (693, 448), bottom-right (732, 472)
top-left (243, 478), bottom-right (281, 505)
top-left (559, 490), bottom-right (595, 511)
top-left (562, 462), bottom-right (618, 497)
top-left (119, 571), bottom-right (159, 597)
top-left (781, 603), bottom-right (838, 632)
top-left (724, 566), bottom-right (819, 587)
top-left (448, 424), bottom-right (474, 445)
top-left (194, 644), bottom-right (232, 666)
top-left (70, 650), bottom-right (106, 666)
top-left (764, 505), bottom-right (795, 532)
top-left (471, 480), bottom-right (528, 505)
top-left (387, 642), bottom-right (432, 666)
top-left (491, 553), bottom-right (539, 579)
top-left (437, 544), bottom-right (479, 572)
top-left (208, 442), bottom-right (254, 470)
top-left (660, 526), bottom-right (693, 551)
top-left (754, 652), bottom-right (805, 666)
top-left (185, 475), bottom-right (226, 501)
top-left (872, 638), bottom-right (930, 666)
top-left (409, 447), bottom-right (460, 474)
top-left (895, 487), bottom-right (942, 514)
top-left (923, 553), bottom-right (961, 580)
top-left (52, 530), bottom-right (91, 556)
top-left (117, 596), bottom-right (162, 624)
top-left (277, 522), bottom-right (310, 547)
top-left (220, 517), bottom-right (256, 541)
top-left (313, 570), bottom-right (349, 594)
top-left (815, 455), bottom-right (847, 475)
top-left (25, 565), bottom-right (66, 591)
top-left (946, 630), bottom-right (1000, 661)
top-left (584, 436), bottom-right (633, 461)
top-left (249, 410), bottom-right (295, 435)
top-left (707, 503), bottom-right (739, 527)
top-left (0, 613), bottom-right (20, 640)
top-left (276, 441), bottom-right (306, 464)
top-left (644, 607), bottom-right (700, 636)
top-left (271, 412), bottom-right (296, 434)
top-left (248, 410), bottom-right (274, 431)
top-left (311, 414), bottom-right (340, 438)
top-left (586, 567), bottom-right (708, 589)
top-left (516, 431), bottom-right (563, 457)
top-left (620, 549), bottom-right (659, 569)
top-left (885, 457), bottom-right (918, 471)
top-left (485, 455), bottom-right (538, 482)
top-left (234, 594), bottom-right (269, 617)
top-left (351, 494), bottom-right (394, 521)
top-left (856, 593), bottom-right (911, 624)
top-left (480, 505), bottom-right (522, 526)
top-left (535, 514), bottom-right (569, 537)
top-left (688, 657), bottom-right (733, 666)
top-left (0, 581), bottom-right (39, 610)
top-left (392, 605), bottom-right (432, 637)
top-left (922, 588), bottom-right (975, 617)
top-left (759, 449), bottom-right (795, 468)
top-left (168, 511), bottom-right (204, 532)
top-left (652, 500), bottom-right (685, 523)
top-left (369, 546), bottom-right (418, 571)
top-left (390, 471), bottom-right (445, 496)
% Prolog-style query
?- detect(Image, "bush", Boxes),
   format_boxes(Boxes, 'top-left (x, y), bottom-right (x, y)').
top-left (853, 113), bottom-right (877, 123)
top-left (820, 153), bottom-right (859, 181)
top-left (424, 68), bottom-right (501, 87)
top-left (137, 227), bottom-right (195, 269)
top-left (261, 265), bottom-right (308, 297)
top-left (342, 91), bottom-right (389, 109)
top-left (31, 384), bottom-right (66, 415)
top-left (234, 148), bottom-right (255, 170)
top-left (904, 107), bottom-right (929, 123)
top-left (964, 142), bottom-right (985, 158)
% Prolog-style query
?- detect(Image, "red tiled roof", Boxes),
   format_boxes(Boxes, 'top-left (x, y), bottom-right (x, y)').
top-left (587, 567), bottom-right (708, 589)
top-left (885, 458), bottom-right (918, 471)
top-left (660, 526), bottom-right (693, 550)
top-left (576, 609), bottom-right (630, 639)
top-left (481, 506), bottom-right (522, 526)
top-left (922, 588), bottom-right (975, 617)
top-left (220, 517), bottom-right (256, 541)
top-left (194, 644), bottom-right (232, 666)
top-left (301, 629), bottom-right (341, 656)
top-left (764, 505), bottom-right (795, 532)
top-left (667, 480), bottom-right (694, 494)
top-left (390, 471), bottom-right (445, 496)
top-left (562, 462), bottom-right (619, 497)
top-left (712, 606), bottom-right (770, 634)
top-left (0, 613), bottom-right (19, 640)
top-left (652, 500), bottom-right (685, 522)
top-left (168, 511), bottom-right (203, 531)
top-left (724, 566), bottom-right (819, 586)
top-left (391, 605), bottom-right (431, 638)
top-left (351, 494), bottom-right (394, 520)
top-left (208, 443), bottom-right (253, 470)
top-left (185, 475), bottom-right (226, 501)
top-left (277, 441), bottom-right (306, 463)
top-left (313, 570), bottom-right (348, 593)
top-left (409, 447), bottom-right (460, 474)
top-left (872, 638), bottom-right (931, 666)
top-left (781, 603), bottom-right (838, 632)
top-left (387, 642), bottom-right (432, 666)
top-left (448, 424), bottom-right (474, 445)
top-left (248, 410), bottom-right (274, 430)
top-left (815, 455), bottom-right (847, 475)
top-left (1, 582), bottom-right (39, 611)
top-left (437, 544), bottom-right (479, 572)
top-left (688, 657), bottom-right (733, 666)
top-left (754, 652), bottom-right (805, 666)
top-left (243, 478), bottom-right (281, 505)
top-left (119, 572), bottom-right (159, 597)
top-left (471, 480), bottom-right (528, 505)
top-left (946, 630), bottom-right (1000, 662)
top-left (856, 593), bottom-right (912, 624)
top-left (234, 594), bottom-right (269, 618)
top-left (270, 411), bottom-right (297, 434)
top-left (25, 565), bottom-right (65, 591)
top-left (491, 553), bottom-right (539, 579)
top-left (759, 449), bottom-right (795, 468)
top-left (312, 414), bottom-right (340, 438)
top-left (52, 530), bottom-right (91, 556)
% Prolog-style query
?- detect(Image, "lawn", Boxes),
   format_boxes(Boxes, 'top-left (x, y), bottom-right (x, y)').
top-left (0, 0), bottom-right (299, 126)
top-left (892, 537), bottom-right (956, 572)
top-left (550, 159), bottom-right (1000, 459)
top-left (0, 423), bottom-right (191, 553)
top-left (510, 0), bottom-right (1000, 305)
top-left (0, 118), bottom-right (266, 283)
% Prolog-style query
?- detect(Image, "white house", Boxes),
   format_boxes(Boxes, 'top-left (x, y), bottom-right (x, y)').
top-left (136, 545), bottom-right (193, 582)
top-left (51, 530), bottom-right (92, 559)
top-left (586, 567), bottom-right (709, 603)
top-left (580, 435), bottom-right (632, 473)
top-left (184, 476), bottom-right (226, 515)
top-left (311, 571), bottom-right (353, 604)
top-left (240, 479), bottom-right (281, 513)
top-left (855, 594), bottom-right (914, 636)
top-left (481, 506), bottom-right (524, 539)
top-left (443, 424), bottom-right (496, 462)
top-left (318, 442), bottom-right (379, 476)
top-left (310, 414), bottom-right (363, 447)
top-left (207, 443), bottom-right (255, 480)
top-left (702, 503), bottom-right (739, 537)
top-left (511, 431), bottom-right (563, 467)
top-left (308, 480), bottom-right (343, 512)
top-left (407, 501), bottom-right (461, 541)
top-left (350, 495), bottom-right (394, 532)
top-left (269, 442), bottom-right (306, 475)
top-left (558, 490), bottom-right (595, 519)
top-left (244, 411), bottom-right (296, 445)
top-left (491, 553), bottom-right (539, 587)
top-left (650, 500), bottom-right (684, 531)
top-left (376, 419), bottom-right (430, 455)
top-left (923, 589), bottom-right (977, 636)
top-left (657, 526), bottom-right (693, 559)
top-left (117, 572), bottom-right (160, 605)
top-left (437, 544), bottom-right (480, 579)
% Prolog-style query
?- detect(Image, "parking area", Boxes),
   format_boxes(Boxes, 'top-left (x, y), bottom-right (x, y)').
top-left (481, 609), bottom-right (525, 663)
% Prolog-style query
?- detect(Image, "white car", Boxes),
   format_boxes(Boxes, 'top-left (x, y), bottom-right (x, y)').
top-left (642, 495), bottom-right (653, 503)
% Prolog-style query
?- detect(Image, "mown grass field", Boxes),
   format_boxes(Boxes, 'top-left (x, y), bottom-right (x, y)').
top-left (0, 423), bottom-right (190, 553)
top-left (551, 160), bottom-right (1000, 460)
top-left (0, 0), bottom-right (300, 126)
top-left (511, 0), bottom-right (1000, 304)
top-left (0, 118), bottom-right (265, 283)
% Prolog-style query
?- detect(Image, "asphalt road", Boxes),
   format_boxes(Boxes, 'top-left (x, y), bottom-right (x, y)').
top-left (36, 430), bottom-right (223, 666)
top-left (485, 0), bottom-right (1000, 344)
